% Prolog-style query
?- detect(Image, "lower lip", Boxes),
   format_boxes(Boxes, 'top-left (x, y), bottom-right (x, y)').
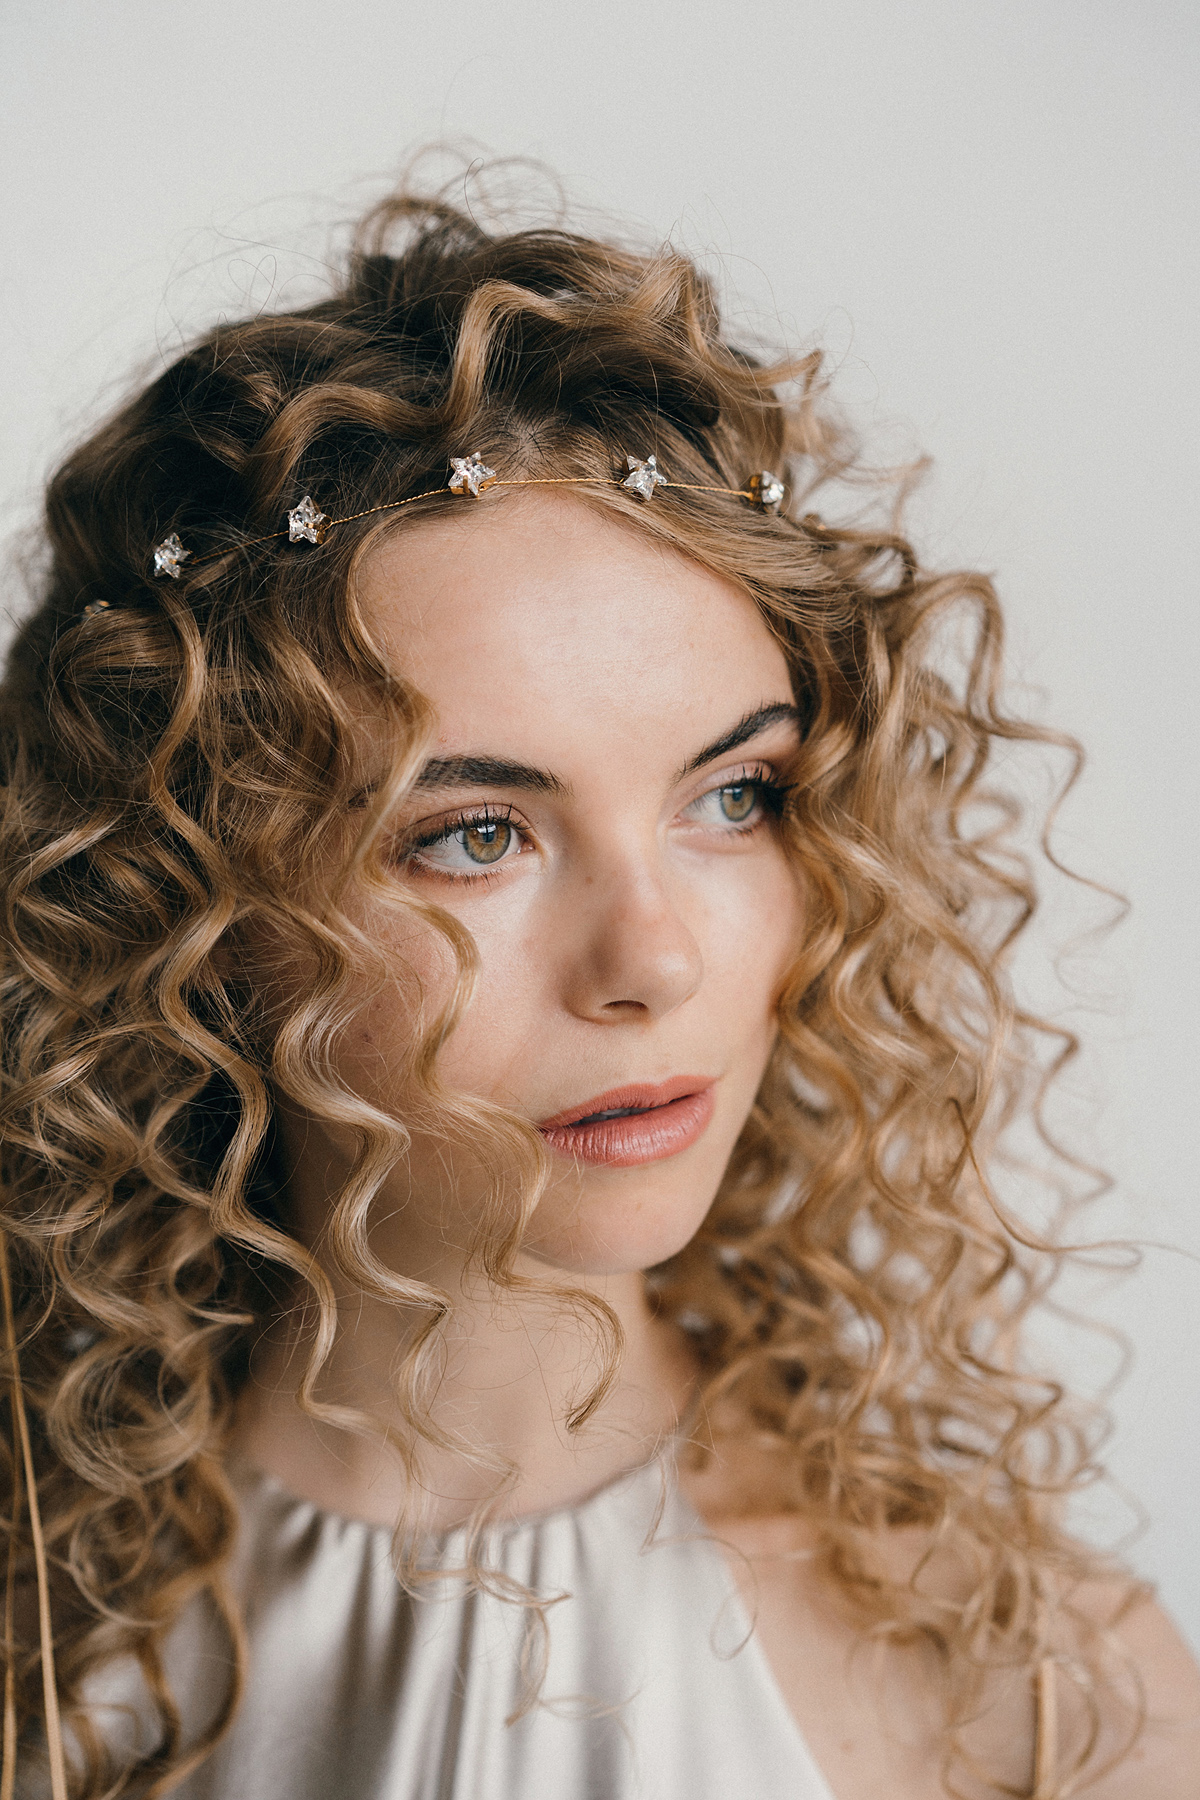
top-left (539, 1088), bottom-right (716, 1168)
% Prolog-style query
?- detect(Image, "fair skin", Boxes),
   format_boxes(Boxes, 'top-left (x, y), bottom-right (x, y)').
top-left (233, 491), bottom-right (1200, 1798)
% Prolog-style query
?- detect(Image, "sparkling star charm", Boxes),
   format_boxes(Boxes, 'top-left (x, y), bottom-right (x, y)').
top-left (152, 533), bottom-right (191, 580)
top-left (749, 470), bottom-right (785, 514)
top-left (448, 453), bottom-right (497, 498)
top-left (288, 496), bottom-right (329, 545)
top-left (622, 455), bottom-right (667, 501)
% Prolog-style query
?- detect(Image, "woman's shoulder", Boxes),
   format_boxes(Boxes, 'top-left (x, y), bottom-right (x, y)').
top-left (1051, 1577), bottom-right (1200, 1798)
top-left (680, 1452), bottom-right (1200, 1800)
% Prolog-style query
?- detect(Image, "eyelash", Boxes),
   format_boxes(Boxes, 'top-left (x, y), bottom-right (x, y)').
top-left (401, 770), bottom-right (788, 885)
top-left (403, 803), bottom-right (521, 885)
top-left (712, 767), bottom-right (788, 830)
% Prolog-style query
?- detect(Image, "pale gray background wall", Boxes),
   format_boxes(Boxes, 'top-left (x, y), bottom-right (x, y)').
top-left (3, 1), bottom-right (1197, 1646)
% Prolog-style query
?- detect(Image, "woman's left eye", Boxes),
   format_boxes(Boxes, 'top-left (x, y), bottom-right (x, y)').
top-left (406, 811), bottom-right (525, 877)
top-left (685, 779), bottom-right (774, 829)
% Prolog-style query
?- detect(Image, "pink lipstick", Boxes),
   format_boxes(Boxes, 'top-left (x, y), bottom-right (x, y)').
top-left (538, 1077), bottom-right (715, 1168)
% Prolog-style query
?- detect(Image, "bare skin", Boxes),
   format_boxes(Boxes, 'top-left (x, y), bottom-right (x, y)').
top-left (693, 1457), bottom-right (1200, 1799)
top-left (232, 491), bottom-right (1200, 1796)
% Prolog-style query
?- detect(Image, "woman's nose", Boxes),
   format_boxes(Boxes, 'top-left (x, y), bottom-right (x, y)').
top-left (558, 864), bottom-right (704, 1023)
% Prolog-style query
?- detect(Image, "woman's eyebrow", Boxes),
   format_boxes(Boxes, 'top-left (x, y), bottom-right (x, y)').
top-left (410, 705), bottom-right (801, 798)
top-left (412, 755), bottom-right (569, 796)
top-left (675, 703), bottom-right (801, 782)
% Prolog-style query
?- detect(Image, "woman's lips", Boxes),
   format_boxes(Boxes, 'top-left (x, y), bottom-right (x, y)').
top-left (538, 1077), bottom-right (716, 1168)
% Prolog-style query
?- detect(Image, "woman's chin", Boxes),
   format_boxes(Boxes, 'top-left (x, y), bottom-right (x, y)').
top-left (519, 1183), bottom-right (717, 1279)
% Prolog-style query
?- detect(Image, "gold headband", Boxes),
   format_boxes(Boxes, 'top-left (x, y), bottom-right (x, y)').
top-left (132, 455), bottom-right (786, 592)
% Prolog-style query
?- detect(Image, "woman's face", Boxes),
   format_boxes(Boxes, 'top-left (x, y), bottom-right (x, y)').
top-left (325, 492), bottom-right (802, 1278)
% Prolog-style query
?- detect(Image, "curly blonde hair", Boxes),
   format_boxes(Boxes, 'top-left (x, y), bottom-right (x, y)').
top-left (0, 178), bottom-right (1141, 1796)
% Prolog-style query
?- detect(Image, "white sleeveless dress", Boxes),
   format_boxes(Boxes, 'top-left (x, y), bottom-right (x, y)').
top-left (149, 1455), bottom-right (838, 1800)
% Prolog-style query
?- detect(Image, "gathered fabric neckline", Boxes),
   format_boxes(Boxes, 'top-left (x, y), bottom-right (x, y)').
top-left (227, 1443), bottom-right (681, 1549)
top-left (152, 1440), bottom-right (840, 1800)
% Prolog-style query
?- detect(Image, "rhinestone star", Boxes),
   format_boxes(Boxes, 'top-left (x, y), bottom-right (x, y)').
top-left (749, 471), bottom-right (785, 513)
top-left (622, 455), bottom-right (667, 501)
top-left (288, 496), bottom-right (329, 545)
top-left (448, 453), bottom-right (497, 498)
top-left (152, 533), bottom-right (191, 579)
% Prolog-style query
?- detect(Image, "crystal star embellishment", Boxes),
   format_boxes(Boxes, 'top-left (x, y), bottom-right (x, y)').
top-left (152, 533), bottom-right (191, 579)
top-left (749, 470), bottom-right (785, 514)
top-left (448, 453), bottom-right (497, 498)
top-left (622, 454), bottom-right (667, 501)
top-left (288, 496), bottom-right (329, 545)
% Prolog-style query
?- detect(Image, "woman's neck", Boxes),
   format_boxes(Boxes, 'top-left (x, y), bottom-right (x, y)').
top-left (230, 1252), bottom-right (697, 1532)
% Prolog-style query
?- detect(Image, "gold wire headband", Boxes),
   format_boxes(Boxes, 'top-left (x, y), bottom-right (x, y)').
top-left (126, 455), bottom-right (786, 595)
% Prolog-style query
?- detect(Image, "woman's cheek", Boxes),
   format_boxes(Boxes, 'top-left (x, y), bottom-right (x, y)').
top-left (700, 848), bottom-right (802, 1005)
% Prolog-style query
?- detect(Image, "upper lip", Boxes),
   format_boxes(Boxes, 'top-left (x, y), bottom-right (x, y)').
top-left (537, 1076), bottom-right (713, 1131)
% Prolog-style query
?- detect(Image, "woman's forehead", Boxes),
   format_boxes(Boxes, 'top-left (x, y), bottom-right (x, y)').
top-left (356, 491), bottom-right (794, 757)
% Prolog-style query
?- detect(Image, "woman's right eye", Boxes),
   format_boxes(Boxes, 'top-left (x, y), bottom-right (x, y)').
top-left (406, 813), bottom-right (523, 878)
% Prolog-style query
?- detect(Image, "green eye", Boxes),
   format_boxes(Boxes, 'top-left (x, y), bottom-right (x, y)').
top-left (718, 784), bottom-right (758, 822)
top-left (684, 778), bottom-right (775, 832)
top-left (408, 812), bottom-right (521, 876)
top-left (460, 819), bottom-right (513, 864)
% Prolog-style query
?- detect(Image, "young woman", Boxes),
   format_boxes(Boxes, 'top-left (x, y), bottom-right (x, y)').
top-left (0, 184), bottom-right (1196, 1800)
